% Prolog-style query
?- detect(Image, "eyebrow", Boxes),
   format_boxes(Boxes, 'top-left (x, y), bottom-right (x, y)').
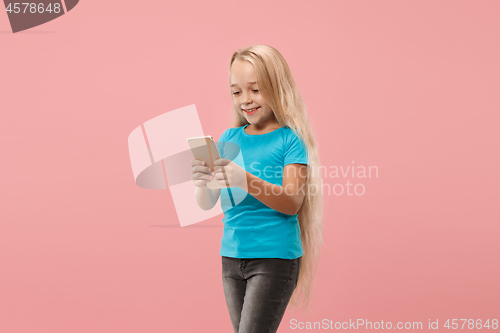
top-left (230, 81), bottom-right (257, 88)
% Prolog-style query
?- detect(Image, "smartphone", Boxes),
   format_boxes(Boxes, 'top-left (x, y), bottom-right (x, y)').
top-left (187, 135), bottom-right (227, 189)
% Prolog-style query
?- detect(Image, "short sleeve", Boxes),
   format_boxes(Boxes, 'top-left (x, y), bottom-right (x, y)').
top-left (284, 132), bottom-right (308, 166)
top-left (216, 129), bottom-right (230, 159)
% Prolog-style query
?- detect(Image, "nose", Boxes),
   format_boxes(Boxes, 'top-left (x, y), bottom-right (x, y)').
top-left (240, 91), bottom-right (252, 106)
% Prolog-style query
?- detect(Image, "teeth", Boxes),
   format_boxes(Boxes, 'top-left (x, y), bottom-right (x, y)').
top-left (244, 107), bottom-right (258, 112)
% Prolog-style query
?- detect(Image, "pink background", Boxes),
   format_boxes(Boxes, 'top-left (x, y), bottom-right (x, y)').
top-left (1, 1), bottom-right (499, 332)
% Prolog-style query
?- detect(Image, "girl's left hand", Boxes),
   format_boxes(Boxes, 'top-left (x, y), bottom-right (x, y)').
top-left (213, 158), bottom-right (247, 189)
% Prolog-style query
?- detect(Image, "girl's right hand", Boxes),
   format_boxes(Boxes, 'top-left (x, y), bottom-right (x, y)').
top-left (191, 159), bottom-right (214, 188)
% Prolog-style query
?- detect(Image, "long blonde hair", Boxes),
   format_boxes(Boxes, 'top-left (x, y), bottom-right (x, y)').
top-left (228, 45), bottom-right (324, 310)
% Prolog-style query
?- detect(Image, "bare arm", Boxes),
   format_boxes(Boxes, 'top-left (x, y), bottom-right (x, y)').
top-left (191, 159), bottom-right (221, 210)
top-left (245, 164), bottom-right (308, 215)
top-left (195, 186), bottom-right (221, 210)
top-left (213, 161), bottom-right (308, 216)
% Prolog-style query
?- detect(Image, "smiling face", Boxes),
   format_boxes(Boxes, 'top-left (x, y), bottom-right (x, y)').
top-left (230, 59), bottom-right (278, 129)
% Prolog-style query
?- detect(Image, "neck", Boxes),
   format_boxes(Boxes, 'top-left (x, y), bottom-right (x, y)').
top-left (248, 115), bottom-right (280, 132)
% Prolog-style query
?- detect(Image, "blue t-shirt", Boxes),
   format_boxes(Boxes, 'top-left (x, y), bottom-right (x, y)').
top-left (216, 124), bottom-right (308, 259)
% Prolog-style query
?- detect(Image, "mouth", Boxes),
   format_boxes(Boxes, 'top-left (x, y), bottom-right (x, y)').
top-left (242, 106), bottom-right (260, 116)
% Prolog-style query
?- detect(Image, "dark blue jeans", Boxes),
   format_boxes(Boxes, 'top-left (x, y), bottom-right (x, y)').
top-left (221, 256), bottom-right (301, 333)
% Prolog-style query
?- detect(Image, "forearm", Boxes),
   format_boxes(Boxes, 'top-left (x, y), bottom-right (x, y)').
top-left (244, 171), bottom-right (304, 215)
top-left (195, 186), bottom-right (220, 210)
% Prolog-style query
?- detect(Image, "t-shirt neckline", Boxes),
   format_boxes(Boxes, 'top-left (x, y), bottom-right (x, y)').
top-left (242, 124), bottom-right (286, 137)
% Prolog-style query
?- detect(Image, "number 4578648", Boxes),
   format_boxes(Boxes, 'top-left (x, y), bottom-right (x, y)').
top-left (5, 3), bottom-right (61, 14)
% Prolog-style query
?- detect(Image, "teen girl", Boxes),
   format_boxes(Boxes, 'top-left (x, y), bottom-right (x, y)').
top-left (190, 45), bottom-right (323, 333)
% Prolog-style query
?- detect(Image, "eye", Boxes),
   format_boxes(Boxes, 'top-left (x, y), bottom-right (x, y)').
top-left (252, 90), bottom-right (259, 92)
top-left (232, 92), bottom-right (240, 95)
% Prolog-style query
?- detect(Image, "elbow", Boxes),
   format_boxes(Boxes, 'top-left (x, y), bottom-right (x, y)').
top-left (291, 206), bottom-right (300, 216)
top-left (287, 195), bottom-right (305, 215)
top-left (286, 202), bottom-right (302, 216)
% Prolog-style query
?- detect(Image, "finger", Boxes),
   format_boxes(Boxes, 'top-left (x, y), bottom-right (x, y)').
top-left (191, 159), bottom-right (206, 167)
top-left (195, 171), bottom-right (214, 178)
top-left (192, 172), bottom-right (214, 181)
top-left (192, 165), bottom-right (213, 174)
top-left (213, 158), bottom-right (229, 166)
top-left (217, 178), bottom-right (229, 186)
top-left (214, 172), bottom-right (227, 181)
top-left (213, 169), bottom-right (225, 177)
top-left (213, 165), bottom-right (227, 172)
